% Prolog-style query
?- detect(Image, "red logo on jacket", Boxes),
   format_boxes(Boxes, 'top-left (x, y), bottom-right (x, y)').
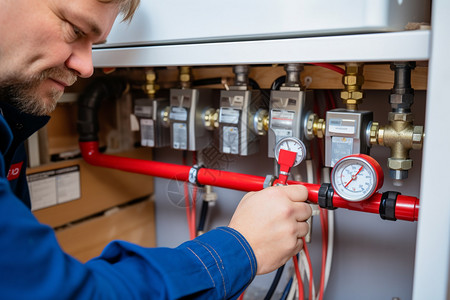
top-left (7, 162), bottom-right (23, 181)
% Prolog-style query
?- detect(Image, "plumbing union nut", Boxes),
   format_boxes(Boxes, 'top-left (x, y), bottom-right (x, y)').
top-left (340, 90), bottom-right (364, 102)
top-left (388, 158), bottom-right (413, 171)
top-left (253, 109), bottom-right (269, 136)
top-left (345, 64), bottom-right (364, 76)
top-left (342, 63), bottom-right (364, 87)
top-left (343, 74), bottom-right (364, 86)
top-left (412, 126), bottom-right (424, 150)
top-left (369, 122), bottom-right (379, 145)
top-left (179, 66), bottom-right (192, 85)
top-left (145, 71), bottom-right (156, 82)
top-left (390, 93), bottom-right (414, 109)
top-left (388, 112), bottom-right (414, 123)
top-left (305, 113), bottom-right (318, 140)
top-left (203, 108), bottom-right (219, 130)
top-left (314, 118), bottom-right (326, 139)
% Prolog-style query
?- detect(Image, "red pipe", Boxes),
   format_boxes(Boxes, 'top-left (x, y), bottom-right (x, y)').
top-left (80, 141), bottom-right (192, 181)
top-left (80, 141), bottom-right (419, 221)
top-left (197, 168), bottom-right (266, 192)
top-left (80, 141), bottom-right (266, 192)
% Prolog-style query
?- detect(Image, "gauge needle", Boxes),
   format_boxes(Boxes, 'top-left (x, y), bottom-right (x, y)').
top-left (345, 166), bottom-right (364, 187)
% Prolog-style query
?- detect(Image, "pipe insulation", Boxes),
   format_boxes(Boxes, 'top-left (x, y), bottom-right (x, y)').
top-left (77, 77), bottom-right (128, 142)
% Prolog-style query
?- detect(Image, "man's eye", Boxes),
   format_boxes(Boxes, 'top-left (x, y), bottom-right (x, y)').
top-left (72, 25), bottom-right (85, 39)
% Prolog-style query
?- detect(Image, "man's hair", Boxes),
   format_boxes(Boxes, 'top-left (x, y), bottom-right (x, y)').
top-left (97, 0), bottom-right (140, 22)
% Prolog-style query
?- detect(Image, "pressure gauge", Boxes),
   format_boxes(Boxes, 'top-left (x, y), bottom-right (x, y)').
top-left (331, 154), bottom-right (384, 202)
top-left (274, 137), bottom-right (307, 167)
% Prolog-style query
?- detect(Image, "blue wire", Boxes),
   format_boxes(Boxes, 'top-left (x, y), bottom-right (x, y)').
top-left (280, 277), bottom-right (293, 300)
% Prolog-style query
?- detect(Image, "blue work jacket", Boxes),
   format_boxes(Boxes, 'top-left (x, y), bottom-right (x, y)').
top-left (0, 101), bottom-right (256, 299)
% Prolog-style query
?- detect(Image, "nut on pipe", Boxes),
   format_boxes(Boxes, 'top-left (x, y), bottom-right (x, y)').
top-left (203, 108), bottom-right (219, 131)
top-left (368, 122), bottom-right (380, 146)
top-left (341, 63), bottom-right (365, 110)
top-left (284, 63), bottom-right (304, 88)
top-left (144, 68), bottom-right (159, 98)
top-left (161, 106), bottom-right (171, 128)
top-left (253, 109), bottom-right (269, 136)
top-left (305, 113), bottom-right (325, 140)
top-left (179, 66), bottom-right (192, 88)
top-left (263, 115), bottom-right (269, 133)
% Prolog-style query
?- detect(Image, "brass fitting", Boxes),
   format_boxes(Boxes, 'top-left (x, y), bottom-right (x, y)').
top-left (263, 115), bottom-right (269, 133)
top-left (387, 157), bottom-right (413, 171)
top-left (253, 109), bottom-right (269, 136)
top-left (315, 119), bottom-right (326, 139)
top-left (374, 112), bottom-right (424, 174)
top-left (305, 113), bottom-right (325, 139)
top-left (203, 108), bottom-right (219, 131)
top-left (341, 63), bottom-right (365, 110)
top-left (368, 121), bottom-right (379, 145)
top-left (143, 68), bottom-right (159, 98)
top-left (374, 61), bottom-right (423, 181)
top-left (161, 106), bottom-right (171, 128)
top-left (179, 66), bottom-right (192, 89)
top-left (412, 126), bottom-right (425, 150)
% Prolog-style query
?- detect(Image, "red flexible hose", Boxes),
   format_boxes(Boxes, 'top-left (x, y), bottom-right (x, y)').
top-left (237, 291), bottom-right (245, 300)
top-left (302, 238), bottom-right (314, 300)
top-left (183, 152), bottom-right (196, 240)
top-left (191, 152), bottom-right (198, 238)
top-left (326, 89), bottom-right (337, 109)
top-left (318, 209), bottom-right (328, 300)
top-left (184, 181), bottom-right (194, 239)
top-left (309, 63), bottom-right (345, 75)
top-left (293, 255), bottom-right (304, 300)
top-left (191, 186), bottom-right (197, 238)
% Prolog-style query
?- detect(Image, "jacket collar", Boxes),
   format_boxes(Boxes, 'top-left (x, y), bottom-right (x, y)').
top-left (0, 101), bottom-right (50, 154)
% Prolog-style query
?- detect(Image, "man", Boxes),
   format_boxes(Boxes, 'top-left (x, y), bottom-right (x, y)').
top-left (0, 0), bottom-right (312, 299)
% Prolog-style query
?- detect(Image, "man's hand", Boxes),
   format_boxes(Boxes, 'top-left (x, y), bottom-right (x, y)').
top-left (228, 185), bottom-right (311, 275)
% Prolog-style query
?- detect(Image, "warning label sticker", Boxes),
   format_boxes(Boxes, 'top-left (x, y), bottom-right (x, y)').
top-left (27, 165), bottom-right (81, 211)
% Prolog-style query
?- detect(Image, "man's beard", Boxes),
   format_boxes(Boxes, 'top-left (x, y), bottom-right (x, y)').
top-left (0, 67), bottom-right (77, 116)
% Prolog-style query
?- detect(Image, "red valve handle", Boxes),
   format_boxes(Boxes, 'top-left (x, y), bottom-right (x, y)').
top-left (275, 149), bottom-right (297, 185)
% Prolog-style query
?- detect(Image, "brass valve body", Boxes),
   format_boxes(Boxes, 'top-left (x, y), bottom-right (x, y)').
top-left (203, 108), bottom-right (219, 131)
top-left (144, 69), bottom-right (159, 98)
top-left (179, 66), bottom-right (192, 89)
top-left (253, 109), bottom-right (269, 136)
top-left (313, 118), bottom-right (326, 139)
top-left (341, 63), bottom-right (365, 110)
top-left (305, 113), bottom-right (325, 140)
top-left (161, 106), bottom-right (171, 128)
top-left (372, 113), bottom-right (424, 172)
top-left (263, 115), bottom-right (269, 133)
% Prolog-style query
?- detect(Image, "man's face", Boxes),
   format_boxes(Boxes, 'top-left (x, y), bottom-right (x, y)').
top-left (0, 0), bottom-right (120, 115)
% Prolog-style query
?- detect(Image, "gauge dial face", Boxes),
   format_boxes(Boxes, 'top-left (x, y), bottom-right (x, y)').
top-left (331, 155), bottom-right (383, 202)
top-left (274, 137), bottom-right (307, 167)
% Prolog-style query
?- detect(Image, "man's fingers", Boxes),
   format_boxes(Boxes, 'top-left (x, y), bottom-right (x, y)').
top-left (294, 237), bottom-right (304, 255)
top-left (242, 191), bottom-right (256, 200)
top-left (294, 202), bottom-right (312, 222)
top-left (296, 220), bottom-right (310, 238)
top-left (278, 184), bottom-right (309, 202)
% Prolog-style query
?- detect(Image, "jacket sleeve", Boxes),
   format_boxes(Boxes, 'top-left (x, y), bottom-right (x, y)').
top-left (0, 177), bottom-right (256, 300)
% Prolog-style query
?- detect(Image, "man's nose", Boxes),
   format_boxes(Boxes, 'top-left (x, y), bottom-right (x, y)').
top-left (65, 42), bottom-right (94, 78)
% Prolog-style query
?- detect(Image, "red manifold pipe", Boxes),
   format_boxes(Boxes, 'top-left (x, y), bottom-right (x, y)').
top-left (80, 141), bottom-right (419, 222)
